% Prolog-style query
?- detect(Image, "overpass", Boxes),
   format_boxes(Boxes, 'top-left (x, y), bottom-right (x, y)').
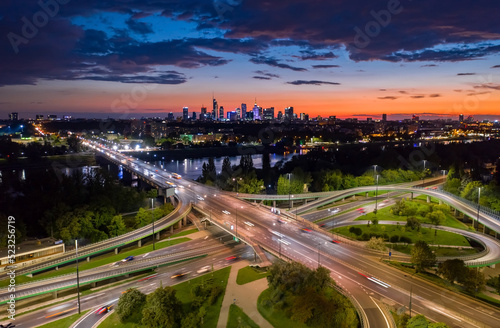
top-left (6, 141), bottom-right (500, 328)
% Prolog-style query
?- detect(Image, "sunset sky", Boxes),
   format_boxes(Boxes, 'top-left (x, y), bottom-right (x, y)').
top-left (1, 0), bottom-right (500, 120)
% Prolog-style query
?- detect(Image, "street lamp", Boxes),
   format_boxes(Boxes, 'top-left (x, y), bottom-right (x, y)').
top-left (477, 187), bottom-right (481, 230)
top-left (151, 197), bottom-right (155, 250)
top-left (75, 240), bottom-right (81, 314)
top-left (422, 160), bottom-right (428, 185)
top-left (287, 173), bottom-right (292, 210)
top-left (373, 164), bottom-right (378, 176)
top-left (274, 222), bottom-right (282, 258)
top-left (317, 242), bottom-right (326, 268)
top-left (375, 175), bottom-right (379, 211)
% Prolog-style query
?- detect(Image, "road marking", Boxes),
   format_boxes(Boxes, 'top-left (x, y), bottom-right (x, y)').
top-left (143, 253), bottom-right (149, 258)
top-left (371, 296), bottom-right (390, 328)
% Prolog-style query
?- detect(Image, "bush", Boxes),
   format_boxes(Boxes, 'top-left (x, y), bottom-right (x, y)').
top-left (348, 226), bottom-right (362, 236)
top-left (361, 233), bottom-right (370, 241)
top-left (400, 236), bottom-right (412, 244)
top-left (390, 235), bottom-right (400, 243)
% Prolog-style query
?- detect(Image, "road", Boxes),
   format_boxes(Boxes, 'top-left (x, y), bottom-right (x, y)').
top-left (6, 141), bottom-right (499, 328)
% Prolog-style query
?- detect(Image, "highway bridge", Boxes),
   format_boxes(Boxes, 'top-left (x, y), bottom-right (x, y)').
top-left (3, 140), bottom-right (500, 328)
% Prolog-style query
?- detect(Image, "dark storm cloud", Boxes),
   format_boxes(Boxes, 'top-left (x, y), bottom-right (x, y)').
top-left (457, 73), bottom-right (476, 76)
top-left (253, 76), bottom-right (271, 80)
top-left (312, 65), bottom-right (341, 69)
top-left (287, 80), bottom-right (340, 86)
top-left (250, 56), bottom-right (307, 71)
top-left (411, 95), bottom-right (425, 99)
top-left (125, 17), bottom-right (154, 35)
top-left (1, 0), bottom-right (500, 86)
top-left (378, 96), bottom-right (398, 100)
top-left (79, 71), bottom-right (187, 84)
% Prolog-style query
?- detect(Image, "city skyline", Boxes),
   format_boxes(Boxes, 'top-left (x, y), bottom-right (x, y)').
top-left (1, 1), bottom-right (500, 120)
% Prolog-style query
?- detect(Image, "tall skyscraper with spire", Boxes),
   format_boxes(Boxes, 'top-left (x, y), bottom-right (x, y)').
top-left (252, 99), bottom-right (261, 120)
top-left (212, 94), bottom-right (218, 120)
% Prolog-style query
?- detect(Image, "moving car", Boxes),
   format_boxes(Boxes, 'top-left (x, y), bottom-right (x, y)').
top-left (301, 228), bottom-right (312, 233)
top-left (171, 272), bottom-right (190, 279)
top-left (197, 266), bottom-right (211, 274)
top-left (122, 256), bottom-right (134, 262)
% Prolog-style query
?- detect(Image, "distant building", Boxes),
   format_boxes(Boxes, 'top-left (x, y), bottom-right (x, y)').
top-left (252, 101), bottom-right (261, 120)
top-left (167, 112), bottom-right (175, 121)
top-left (36, 114), bottom-right (44, 120)
top-left (459, 114), bottom-right (464, 123)
top-left (200, 106), bottom-right (207, 120)
top-left (382, 113), bottom-right (387, 122)
top-left (412, 114), bottom-right (419, 122)
top-left (245, 110), bottom-right (253, 120)
top-left (235, 107), bottom-right (241, 120)
top-left (182, 107), bottom-right (189, 120)
top-left (212, 97), bottom-right (218, 120)
top-left (263, 107), bottom-right (274, 120)
top-left (241, 103), bottom-right (247, 120)
top-left (277, 111), bottom-right (283, 120)
top-left (367, 117), bottom-right (373, 123)
top-left (192, 112), bottom-right (197, 120)
top-left (9, 112), bottom-right (18, 121)
top-left (47, 114), bottom-right (57, 120)
top-left (284, 106), bottom-right (294, 119)
top-left (227, 111), bottom-right (237, 121)
top-left (219, 106), bottom-right (224, 120)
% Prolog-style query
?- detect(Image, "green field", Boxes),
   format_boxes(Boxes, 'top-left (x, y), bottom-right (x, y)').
top-left (332, 224), bottom-right (471, 247)
top-left (236, 266), bottom-right (270, 285)
top-left (354, 200), bottom-right (469, 230)
top-left (170, 228), bottom-right (198, 238)
top-left (227, 304), bottom-right (260, 328)
top-left (0, 237), bottom-right (190, 288)
top-left (391, 244), bottom-right (479, 256)
top-left (99, 311), bottom-right (139, 328)
top-left (36, 310), bottom-right (89, 328)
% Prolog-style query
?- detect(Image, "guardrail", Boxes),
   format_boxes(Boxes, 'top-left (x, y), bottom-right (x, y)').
top-left (332, 284), bottom-right (369, 328)
top-left (13, 200), bottom-right (187, 277)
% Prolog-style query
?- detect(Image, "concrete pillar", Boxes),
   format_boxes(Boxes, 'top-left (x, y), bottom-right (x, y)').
top-left (178, 220), bottom-right (182, 229)
top-left (52, 291), bottom-right (58, 299)
top-left (410, 192), bottom-right (413, 200)
top-left (483, 225), bottom-right (487, 234)
top-left (183, 215), bottom-right (187, 226)
top-left (138, 240), bottom-right (142, 247)
top-left (352, 195), bottom-right (356, 200)
top-left (170, 225), bottom-right (174, 233)
top-left (115, 247), bottom-right (119, 254)
top-left (426, 196), bottom-right (431, 203)
top-left (86, 257), bottom-right (90, 262)
top-left (273, 200), bottom-right (276, 208)
top-left (496, 231), bottom-right (499, 240)
top-left (305, 199), bottom-right (308, 204)
top-left (365, 192), bottom-right (369, 197)
top-left (156, 232), bottom-right (160, 240)
top-left (55, 266), bottom-right (58, 271)
top-left (91, 282), bottom-right (97, 288)
top-left (164, 195), bottom-right (167, 204)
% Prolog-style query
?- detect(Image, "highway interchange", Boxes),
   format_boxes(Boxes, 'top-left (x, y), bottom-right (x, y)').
top-left (2, 141), bottom-right (500, 328)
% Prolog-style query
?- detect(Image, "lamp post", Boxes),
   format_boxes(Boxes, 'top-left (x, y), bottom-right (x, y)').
top-left (287, 173), bottom-right (292, 210)
top-left (75, 240), bottom-right (81, 314)
top-left (375, 175), bottom-right (379, 211)
top-left (151, 197), bottom-right (155, 250)
top-left (477, 187), bottom-right (481, 230)
top-left (373, 164), bottom-right (378, 176)
top-left (422, 160), bottom-right (427, 186)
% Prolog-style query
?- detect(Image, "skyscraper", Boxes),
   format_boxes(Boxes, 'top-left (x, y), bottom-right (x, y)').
top-left (212, 97), bottom-right (218, 120)
top-left (219, 106), bottom-right (224, 120)
top-left (167, 112), bottom-right (174, 121)
top-left (241, 103), bottom-right (247, 120)
top-left (236, 107), bottom-right (240, 120)
top-left (263, 107), bottom-right (274, 120)
top-left (200, 106), bottom-right (207, 120)
top-left (192, 112), bottom-right (197, 120)
top-left (252, 101), bottom-right (261, 120)
top-left (459, 114), bottom-right (464, 123)
top-left (182, 107), bottom-right (189, 120)
top-left (284, 107), bottom-right (294, 119)
top-left (382, 113), bottom-right (387, 122)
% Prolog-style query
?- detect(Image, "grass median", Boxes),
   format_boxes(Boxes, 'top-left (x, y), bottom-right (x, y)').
top-left (36, 310), bottom-right (89, 328)
top-left (236, 266), bottom-right (270, 285)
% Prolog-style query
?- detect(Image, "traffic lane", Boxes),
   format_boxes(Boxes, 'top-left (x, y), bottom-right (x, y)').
top-left (11, 244), bottom-right (253, 328)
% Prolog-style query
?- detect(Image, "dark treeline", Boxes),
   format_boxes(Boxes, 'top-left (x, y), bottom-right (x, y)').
top-left (0, 135), bottom-right (81, 163)
top-left (0, 168), bottom-right (147, 246)
top-left (197, 140), bottom-right (500, 195)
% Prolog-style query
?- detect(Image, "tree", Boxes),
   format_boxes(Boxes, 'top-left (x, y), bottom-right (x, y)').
top-left (366, 237), bottom-right (386, 251)
top-left (406, 217), bottom-right (421, 231)
top-left (407, 314), bottom-right (428, 328)
top-left (142, 286), bottom-right (182, 328)
top-left (239, 155), bottom-right (254, 174)
top-left (348, 226), bottom-right (362, 237)
top-left (207, 157), bottom-right (216, 181)
top-left (437, 259), bottom-right (467, 284)
top-left (411, 241), bottom-right (436, 272)
top-left (426, 210), bottom-right (445, 235)
top-left (462, 268), bottom-right (485, 295)
top-left (428, 323), bottom-right (450, 328)
top-left (117, 288), bottom-right (146, 323)
top-left (67, 135), bottom-right (81, 152)
top-left (108, 215), bottom-right (127, 237)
